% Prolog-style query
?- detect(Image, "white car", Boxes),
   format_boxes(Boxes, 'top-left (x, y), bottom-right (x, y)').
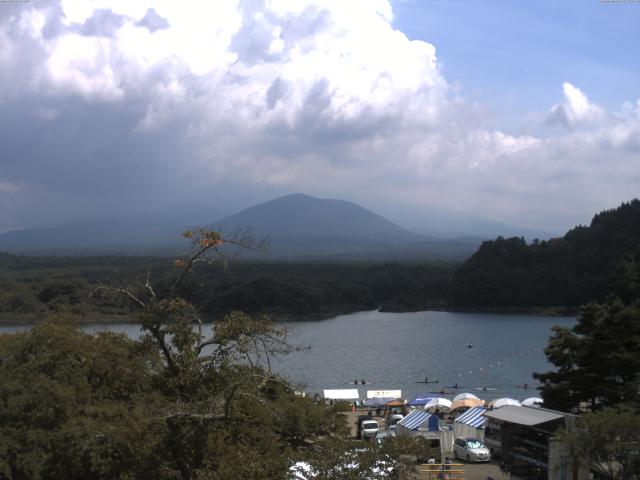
top-left (360, 419), bottom-right (380, 439)
top-left (386, 414), bottom-right (404, 432)
top-left (453, 437), bottom-right (491, 462)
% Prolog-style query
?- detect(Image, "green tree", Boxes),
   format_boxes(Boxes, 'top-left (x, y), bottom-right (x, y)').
top-left (559, 407), bottom-right (640, 480)
top-left (534, 250), bottom-right (640, 411)
top-left (0, 229), bottom-right (348, 479)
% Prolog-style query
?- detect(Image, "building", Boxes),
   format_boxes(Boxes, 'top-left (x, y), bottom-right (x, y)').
top-left (483, 406), bottom-right (589, 480)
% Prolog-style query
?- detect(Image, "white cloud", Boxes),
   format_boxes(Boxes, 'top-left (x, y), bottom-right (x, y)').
top-left (547, 82), bottom-right (605, 128)
top-left (0, 1), bottom-right (639, 232)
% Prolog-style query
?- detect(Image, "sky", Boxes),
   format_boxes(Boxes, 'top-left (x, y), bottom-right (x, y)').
top-left (0, 0), bottom-right (639, 234)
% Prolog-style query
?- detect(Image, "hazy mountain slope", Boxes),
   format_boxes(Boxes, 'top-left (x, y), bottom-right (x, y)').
top-left (213, 193), bottom-right (418, 241)
top-left (0, 208), bottom-right (224, 254)
top-left (209, 193), bottom-right (480, 259)
top-left (0, 193), bottom-right (482, 260)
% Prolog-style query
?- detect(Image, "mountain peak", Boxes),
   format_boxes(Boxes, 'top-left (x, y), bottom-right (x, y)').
top-left (213, 193), bottom-right (414, 241)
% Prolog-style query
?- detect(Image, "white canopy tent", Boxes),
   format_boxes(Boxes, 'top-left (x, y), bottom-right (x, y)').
top-left (453, 392), bottom-right (479, 402)
top-left (521, 397), bottom-right (544, 407)
top-left (323, 389), bottom-right (359, 400)
top-left (424, 397), bottom-right (452, 410)
top-left (489, 398), bottom-right (521, 409)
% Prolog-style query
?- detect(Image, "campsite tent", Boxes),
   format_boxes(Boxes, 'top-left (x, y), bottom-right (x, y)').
top-left (450, 398), bottom-right (484, 411)
top-left (396, 410), bottom-right (439, 437)
top-left (489, 398), bottom-right (521, 409)
top-left (364, 397), bottom-right (396, 407)
top-left (521, 397), bottom-right (543, 407)
top-left (408, 394), bottom-right (438, 407)
top-left (323, 389), bottom-right (359, 400)
top-left (453, 407), bottom-right (487, 442)
top-left (424, 398), bottom-right (452, 410)
top-left (453, 392), bottom-right (479, 402)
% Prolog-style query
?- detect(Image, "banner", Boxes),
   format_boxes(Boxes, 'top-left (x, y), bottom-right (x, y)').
top-left (323, 389), bottom-right (359, 400)
top-left (366, 389), bottom-right (402, 399)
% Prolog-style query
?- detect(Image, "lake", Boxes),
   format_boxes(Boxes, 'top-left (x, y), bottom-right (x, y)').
top-left (0, 310), bottom-right (575, 403)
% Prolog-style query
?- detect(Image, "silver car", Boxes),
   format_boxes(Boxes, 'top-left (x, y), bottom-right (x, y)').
top-left (453, 437), bottom-right (491, 462)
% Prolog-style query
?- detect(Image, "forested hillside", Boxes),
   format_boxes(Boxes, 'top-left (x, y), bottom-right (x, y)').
top-left (0, 253), bottom-right (455, 322)
top-left (449, 199), bottom-right (640, 309)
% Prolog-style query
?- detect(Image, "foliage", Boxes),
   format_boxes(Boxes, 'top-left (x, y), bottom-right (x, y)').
top-left (449, 199), bottom-right (640, 309)
top-left (559, 407), bottom-right (640, 480)
top-left (0, 251), bottom-right (456, 322)
top-left (0, 229), bottom-right (361, 479)
top-left (534, 249), bottom-right (640, 411)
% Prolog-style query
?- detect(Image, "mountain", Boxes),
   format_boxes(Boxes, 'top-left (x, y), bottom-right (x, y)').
top-left (213, 193), bottom-right (416, 241)
top-left (211, 193), bottom-right (480, 260)
top-left (0, 193), bottom-right (482, 260)
top-left (449, 199), bottom-right (640, 309)
top-left (0, 207), bottom-right (225, 254)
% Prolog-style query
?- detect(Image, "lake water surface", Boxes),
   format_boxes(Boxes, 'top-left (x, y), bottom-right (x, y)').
top-left (1, 310), bottom-right (575, 403)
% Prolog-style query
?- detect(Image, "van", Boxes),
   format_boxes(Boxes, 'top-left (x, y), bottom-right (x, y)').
top-left (356, 415), bottom-right (380, 440)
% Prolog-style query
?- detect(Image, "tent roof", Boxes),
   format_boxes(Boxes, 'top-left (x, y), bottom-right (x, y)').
top-left (408, 395), bottom-right (438, 406)
top-left (454, 407), bottom-right (487, 428)
top-left (521, 397), bottom-right (544, 407)
top-left (451, 398), bottom-right (484, 410)
top-left (453, 392), bottom-right (480, 402)
top-left (364, 397), bottom-right (395, 406)
top-left (424, 397), bottom-right (452, 409)
top-left (398, 410), bottom-right (435, 430)
top-left (323, 389), bottom-right (359, 400)
top-left (484, 406), bottom-right (565, 426)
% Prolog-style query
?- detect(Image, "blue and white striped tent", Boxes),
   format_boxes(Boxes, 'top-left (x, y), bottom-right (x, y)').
top-left (397, 410), bottom-right (439, 432)
top-left (455, 407), bottom-right (487, 428)
top-left (407, 394), bottom-right (439, 407)
top-left (453, 407), bottom-right (487, 442)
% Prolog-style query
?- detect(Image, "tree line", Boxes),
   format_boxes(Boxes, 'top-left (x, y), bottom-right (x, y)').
top-left (448, 199), bottom-right (640, 310)
top-left (0, 253), bottom-right (456, 323)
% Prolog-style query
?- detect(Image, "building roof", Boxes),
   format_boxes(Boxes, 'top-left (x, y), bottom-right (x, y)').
top-left (483, 406), bottom-right (565, 426)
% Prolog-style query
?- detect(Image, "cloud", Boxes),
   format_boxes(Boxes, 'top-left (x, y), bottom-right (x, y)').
top-left (0, 0), bottom-right (638, 233)
top-left (547, 82), bottom-right (605, 128)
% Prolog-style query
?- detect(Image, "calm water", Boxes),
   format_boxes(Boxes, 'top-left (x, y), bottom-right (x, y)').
top-left (271, 310), bottom-right (575, 403)
top-left (0, 310), bottom-right (575, 403)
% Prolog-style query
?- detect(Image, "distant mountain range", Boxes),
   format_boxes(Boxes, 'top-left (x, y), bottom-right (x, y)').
top-left (0, 193), bottom-right (538, 260)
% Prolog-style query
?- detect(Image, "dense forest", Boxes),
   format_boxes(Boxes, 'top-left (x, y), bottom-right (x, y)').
top-left (0, 253), bottom-right (455, 323)
top-left (448, 199), bottom-right (640, 310)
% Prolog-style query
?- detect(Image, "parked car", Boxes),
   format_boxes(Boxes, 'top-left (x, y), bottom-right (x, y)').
top-left (386, 414), bottom-right (404, 432)
top-left (356, 415), bottom-right (380, 440)
top-left (453, 437), bottom-right (491, 462)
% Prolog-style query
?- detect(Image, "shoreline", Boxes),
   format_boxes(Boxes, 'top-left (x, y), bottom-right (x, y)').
top-left (0, 305), bottom-right (577, 326)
